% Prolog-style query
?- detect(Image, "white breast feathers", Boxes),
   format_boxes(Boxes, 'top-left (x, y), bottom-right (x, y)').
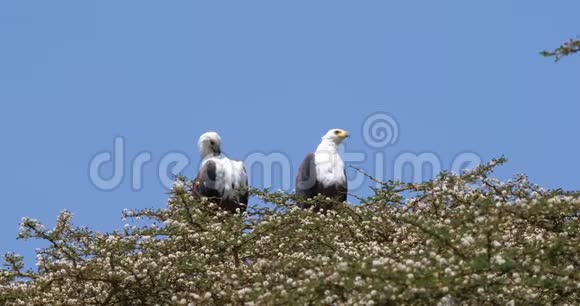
top-left (203, 157), bottom-right (247, 200)
top-left (314, 145), bottom-right (346, 188)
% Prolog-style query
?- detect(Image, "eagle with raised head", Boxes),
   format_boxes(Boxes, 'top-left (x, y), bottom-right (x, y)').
top-left (296, 128), bottom-right (349, 210)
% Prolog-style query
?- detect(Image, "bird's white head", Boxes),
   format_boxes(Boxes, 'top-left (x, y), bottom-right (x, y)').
top-left (198, 131), bottom-right (222, 159)
top-left (321, 128), bottom-right (350, 145)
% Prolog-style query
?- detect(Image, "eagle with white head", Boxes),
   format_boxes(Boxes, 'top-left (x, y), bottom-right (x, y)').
top-left (192, 132), bottom-right (248, 213)
top-left (296, 128), bottom-right (349, 210)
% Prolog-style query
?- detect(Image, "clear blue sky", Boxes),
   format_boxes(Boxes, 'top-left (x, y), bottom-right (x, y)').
top-left (1, 1), bottom-right (579, 265)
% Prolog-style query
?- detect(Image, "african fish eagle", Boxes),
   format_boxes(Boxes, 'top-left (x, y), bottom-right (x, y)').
top-left (191, 132), bottom-right (248, 213)
top-left (296, 128), bottom-right (349, 210)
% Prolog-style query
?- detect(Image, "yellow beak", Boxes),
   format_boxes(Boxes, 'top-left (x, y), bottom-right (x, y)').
top-left (338, 130), bottom-right (350, 139)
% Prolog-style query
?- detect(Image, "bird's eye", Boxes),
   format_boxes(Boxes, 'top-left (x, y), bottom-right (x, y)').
top-left (209, 140), bottom-right (215, 146)
top-left (334, 130), bottom-right (341, 135)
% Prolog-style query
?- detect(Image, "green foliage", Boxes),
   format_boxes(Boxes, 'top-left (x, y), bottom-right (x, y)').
top-left (542, 38), bottom-right (580, 61)
top-left (1, 159), bottom-right (579, 305)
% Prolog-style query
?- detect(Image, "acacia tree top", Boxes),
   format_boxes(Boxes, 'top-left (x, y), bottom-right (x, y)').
top-left (1, 158), bottom-right (579, 305)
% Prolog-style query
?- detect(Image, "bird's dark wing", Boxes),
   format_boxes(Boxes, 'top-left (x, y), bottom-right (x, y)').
top-left (296, 153), bottom-right (320, 200)
top-left (192, 160), bottom-right (221, 200)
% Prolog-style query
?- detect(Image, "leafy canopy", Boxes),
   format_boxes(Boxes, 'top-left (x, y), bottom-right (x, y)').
top-left (2, 158), bottom-right (579, 305)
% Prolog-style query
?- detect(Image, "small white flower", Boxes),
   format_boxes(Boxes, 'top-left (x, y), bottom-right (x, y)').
top-left (493, 255), bottom-right (506, 265)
